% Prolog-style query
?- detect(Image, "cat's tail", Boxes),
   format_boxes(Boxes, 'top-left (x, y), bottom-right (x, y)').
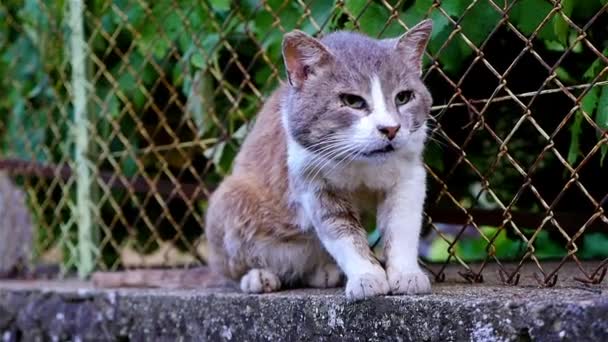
top-left (91, 267), bottom-right (237, 290)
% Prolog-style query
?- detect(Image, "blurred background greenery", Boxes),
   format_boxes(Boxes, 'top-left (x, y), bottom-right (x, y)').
top-left (0, 0), bottom-right (607, 273)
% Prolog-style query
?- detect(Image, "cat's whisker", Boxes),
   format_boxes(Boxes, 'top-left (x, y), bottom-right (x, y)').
top-left (308, 139), bottom-right (352, 155)
top-left (301, 147), bottom-right (350, 179)
top-left (306, 135), bottom-right (353, 150)
top-left (305, 143), bottom-right (356, 179)
top-left (426, 136), bottom-right (447, 149)
top-left (301, 141), bottom-right (353, 176)
top-left (324, 147), bottom-right (362, 177)
top-left (309, 138), bottom-right (388, 177)
top-left (342, 149), bottom-right (364, 170)
top-left (307, 144), bottom-right (360, 183)
top-left (426, 131), bottom-right (453, 150)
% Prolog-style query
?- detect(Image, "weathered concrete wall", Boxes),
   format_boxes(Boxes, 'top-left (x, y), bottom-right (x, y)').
top-left (0, 281), bottom-right (606, 341)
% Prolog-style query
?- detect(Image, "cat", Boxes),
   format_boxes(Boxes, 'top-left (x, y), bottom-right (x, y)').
top-left (204, 19), bottom-right (434, 300)
top-left (93, 19), bottom-right (434, 301)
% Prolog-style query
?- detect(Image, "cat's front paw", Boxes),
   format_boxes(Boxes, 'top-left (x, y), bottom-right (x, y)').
top-left (240, 269), bottom-right (281, 293)
top-left (345, 269), bottom-right (390, 301)
top-left (387, 268), bottom-right (431, 295)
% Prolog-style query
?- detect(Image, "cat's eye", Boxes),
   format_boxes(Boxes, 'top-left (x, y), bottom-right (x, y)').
top-left (395, 90), bottom-right (413, 106)
top-left (340, 94), bottom-right (367, 110)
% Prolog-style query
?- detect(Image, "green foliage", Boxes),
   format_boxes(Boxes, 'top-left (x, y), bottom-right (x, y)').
top-left (568, 88), bottom-right (599, 165)
top-left (0, 0), bottom-right (67, 163)
top-left (569, 46), bottom-right (608, 166)
top-left (456, 227), bottom-right (522, 261)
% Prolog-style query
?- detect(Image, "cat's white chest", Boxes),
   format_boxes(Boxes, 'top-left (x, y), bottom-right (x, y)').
top-left (325, 156), bottom-right (407, 191)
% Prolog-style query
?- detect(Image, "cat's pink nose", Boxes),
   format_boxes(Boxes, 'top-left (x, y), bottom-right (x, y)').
top-left (377, 124), bottom-right (401, 140)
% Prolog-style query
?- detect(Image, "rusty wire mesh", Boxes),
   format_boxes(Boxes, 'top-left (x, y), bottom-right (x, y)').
top-left (0, 0), bottom-right (607, 286)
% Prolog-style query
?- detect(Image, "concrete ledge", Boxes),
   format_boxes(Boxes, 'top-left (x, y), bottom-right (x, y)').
top-left (0, 280), bottom-right (607, 341)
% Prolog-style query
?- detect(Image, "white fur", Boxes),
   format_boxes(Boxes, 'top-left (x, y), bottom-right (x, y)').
top-left (370, 75), bottom-right (399, 129)
top-left (378, 163), bottom-right (431, 294)
top-left (350, 76), bottom-right (400, 152)
top-left (240, 269), bottom-right (281, 293)
top-left (300, 188), bottom-right (381, 280)
top-left (324, 157), bottom-right (403, 191)
top-left (321, 234), bottom-right (381, 276)
top-left (301, 187), bottom-right (389, 299)
top-left (348, 75), bottom-right (427, 160)
top-left (378, 163), bottom-right (426, 271)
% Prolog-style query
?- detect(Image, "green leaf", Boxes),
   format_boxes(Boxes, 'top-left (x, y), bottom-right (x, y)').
top-left (596, 86), bottom-right (608, 165)
top-left (580, 232), bottom-right (608, 259)
top-left (581, 87), bottom-right (600, 117)
top-left (544, 40), bottom-right (566, 52)
top-left (190, 34), bottom-right (220, 69)
top-left (555, 66), bottom-right (576, 84)
top-left (219, 142), bottom-right (238, 174)
top-left (553, 0), bottom-right (574, 45)
top-left (510, 0), bottom-right (557, 41)
top-left (583, 48), bottom-right (608, 80)
top-left (426, 13), bottom-right (464, 74)
top-left (439, 0), bottom-right (468, 17)
top-left (457, 236), bottom-right (487, 261)
top-left (344, 0), bottom-right (367, 17)
top-left (347, 2), bottom-right (390, 37)
top-left (533, 230), bottom-right (566, 259)
top-left (572, 0), bottom-right (604, 18)
top-left (568, 112), bottom-right (583, 165)
top-left (5, 99), bottom-right (48, 162)
top-left (401, 0), bottom-right (433, 25)
top-left (209, 0), bottom-right (231, 12)
top-left (232, 123), bottom-right (250, 142)
top-left (569, 30), bottom-right (583, 53)
top-left (112, 52), bottom-right (157, 109)
top-left (460, 0), bottom-right (501, 46)
top-left (301, 0), bottom-right (335, 34)
top-left (187, 71), bottom-right (215, 137)
top-left (121, 154), bottom-right (139, 178)
top-left (491, 228), bottom-right (523, 260)
top-left (424, 142), bottom-right (444, 172)
top-left (568, 87), bottom-right (599, 165)
top-left (204, 141), bottom-right (226, 170)
top-left (428, 237), bottom-right (452, 262)
top-left (419, 0), bottom-right (500, 74)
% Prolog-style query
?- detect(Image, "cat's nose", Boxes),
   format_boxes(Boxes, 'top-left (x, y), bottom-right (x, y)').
top-left (377, 124), bottom-right (401, 140)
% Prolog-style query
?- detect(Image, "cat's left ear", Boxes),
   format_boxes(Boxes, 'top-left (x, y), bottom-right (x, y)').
top-left (394, 19), bottom-right (433, 74)
top-left (282, 30), bottom-right (333, 89)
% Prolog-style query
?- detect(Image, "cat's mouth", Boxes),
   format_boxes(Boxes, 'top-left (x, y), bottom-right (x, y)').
top-left (363, 144), bottom-right (395, 156)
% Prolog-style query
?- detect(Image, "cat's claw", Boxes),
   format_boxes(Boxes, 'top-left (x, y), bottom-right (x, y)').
top-left (345, 269), bottom-right (390, 301)
top-left (307, 263), bottom-right (343, 288)
top-left (240, 269), bottom-right (281, 293)
top-left (387, 269), bottom-right (431, 295)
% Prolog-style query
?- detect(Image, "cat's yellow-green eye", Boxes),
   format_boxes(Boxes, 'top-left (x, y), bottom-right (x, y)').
top-left (395, 90), bottom-right (413, 106)
top-left (340, 94), bottom-right (367, 110)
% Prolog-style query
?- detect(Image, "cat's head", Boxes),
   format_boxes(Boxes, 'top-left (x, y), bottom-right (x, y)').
top-left (281, 20), bottom-right (433, 162)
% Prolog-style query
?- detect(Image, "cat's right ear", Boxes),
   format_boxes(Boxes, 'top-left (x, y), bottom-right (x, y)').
top-left (282, 30), bottom-right (333, 89)
top-left (395, 19), bottom-right (433, 75)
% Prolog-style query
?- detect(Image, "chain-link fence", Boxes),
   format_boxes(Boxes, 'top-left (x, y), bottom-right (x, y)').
top-left (1, 0), bottom-right (607, 286)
